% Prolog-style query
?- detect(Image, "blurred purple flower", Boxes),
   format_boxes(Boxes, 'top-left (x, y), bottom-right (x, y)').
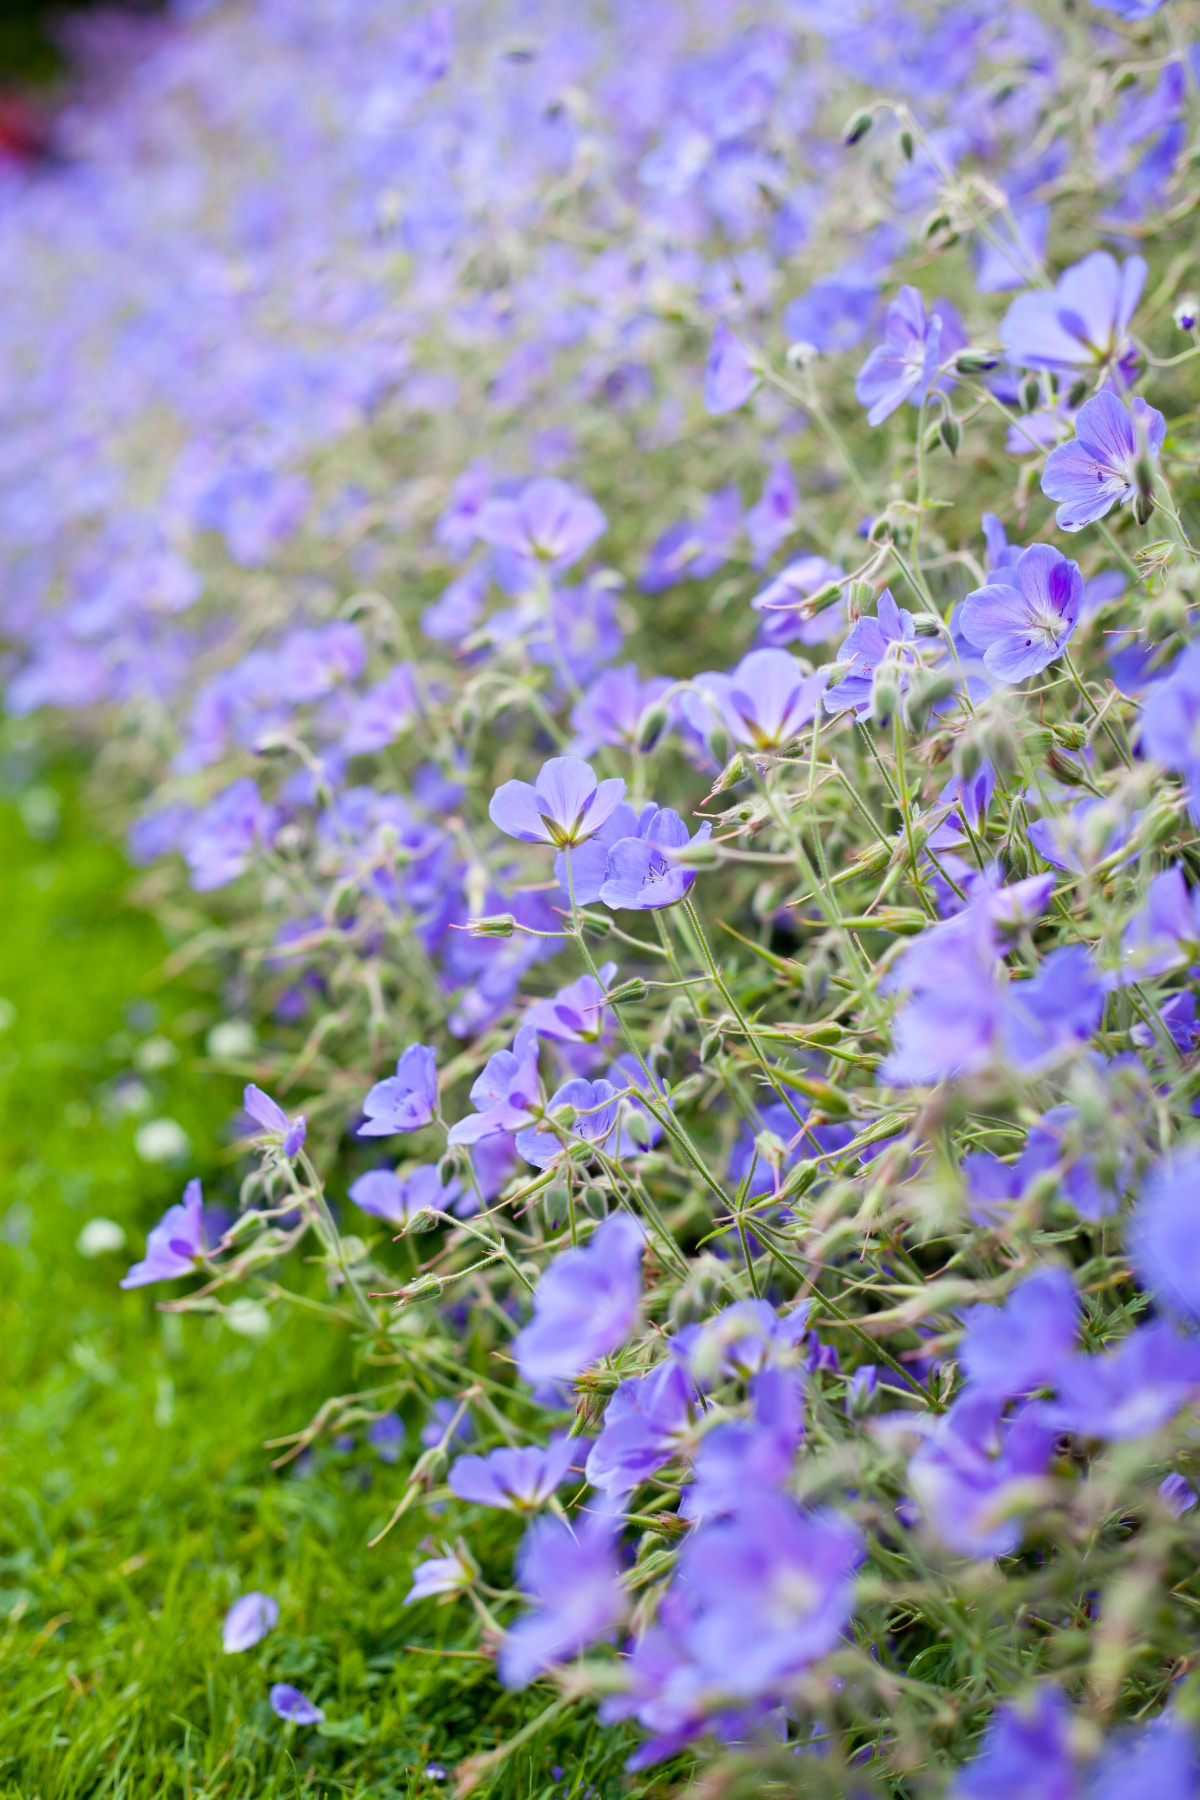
top-left (586, 1361), bottom-right (695, 1494)
top-left (499, 1507), bottom-right (625, 1688)
top-left (1000, 251), bottom-right (1147, 384)
top-left (958, 1268), bottom-right (1080, 1399)
top-left (514, 1213), bottom-right (644, 1384)
top-left (243, 1083), bottom-right (307, 1158)
top-left (447, 1025), bottom-right (541, 1147)
top-left (1131, 1148), bottom-right (1200, 1324)
top-left (349, 1164), bottom-right (462, 1225)
top-left (703, 321), bottom-right (759, 413)
top-left (476, 477), bottom-right (606, 572)
top-left (824, 590), bottom-right (916, 717)
top-left (1140, 644), bottom-right (1200, 822)
top-left (516, 1076), bottom-right (621, 1169)
top-left (1048, 1321), bottom-right (1200, 1440)
top-left (951, 1687), bottom-right (1075, 1799)
top-left (222, 1591), bottom-right (278, 1653)
top-left (906, 1393), bottom-right (1056, 1557)
top-left (689, 646), bottom-right (828, 750)
top-left (367, 1414), bottom-right (406, 1464)
top-left (121, 1178), bottom-right (207, 1288)
top-left (745, 459), bottom-right (797, 566)
top-left (448, 1436), bottom-right (577, 1511)
top-left (269, 1683), bottom-right (324, 1726)
top-left (855, 285), bottom-right (944, 426)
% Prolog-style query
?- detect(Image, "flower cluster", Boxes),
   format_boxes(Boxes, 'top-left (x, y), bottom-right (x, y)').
top-left (11, 0), bottom-right (1200, 1789)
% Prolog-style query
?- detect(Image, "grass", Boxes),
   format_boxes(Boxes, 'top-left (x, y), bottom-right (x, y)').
top-left (0, 749), bottom-right (661, 1800)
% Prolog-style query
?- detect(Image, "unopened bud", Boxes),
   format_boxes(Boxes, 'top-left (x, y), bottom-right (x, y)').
top-left (924, 422), bottom-right (943, 455)
top-left (904, 667), bottom-right (957, 730)
top-left (843, 108), bottom-right (874, 145)
top-left (541, 1173), bottom-right (570, 1230)
top-left (1046, 746), bottom-right (1089, 786)
top-left (1020, 373), bottom-right (1042, 413)
top-left (850, 578), bottom-right (876, 612)
top-left (953, 732), bottom-right (984, 784)
top-left (955, 348), bottom-right (999, 374)
top-left (912, 613), bottom-right (942, 637)
top-left (1142, 792), bottom-right (1183, 848)
top-left (1134, 490), bottom-right (1154, 526)
top-left (871, 665), bottom-right (900, 728)
top-left (707, 725), bottom-right (731, 770)
top-left (899, 127), bottom-right (915, 161)
top-left (1052, 720), bottom-right (1089, 750)
top-left (804, 579), bottom-right (846, 618)
top-left (1067, 377), bottom-right (1089, 411)
top-left (1174, 295), bottom-right (1199, 332)
top-left (921, 207), bottom-right (951, 242)
top-left (636, 701), bottom-right (670, 754)
top-left (938, 416), bottom-right (961, 456)
top-left (699, 1025), bottom-right (725, 1064)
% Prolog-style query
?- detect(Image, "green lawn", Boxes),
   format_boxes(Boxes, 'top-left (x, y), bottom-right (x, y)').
top-left (0, 753), bottom-right (652, 1799)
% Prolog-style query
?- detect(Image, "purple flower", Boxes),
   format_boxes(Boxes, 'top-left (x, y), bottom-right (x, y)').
top-left (513, 1213), bottom-right (644, 1385)
top-left (498, 1507), bottom-right (625, 1688)
top-left (183, 777), bottom-right (273, 892)
top-left (960, 544), bottom-right (1083, 683)
top-left (121, 1178), bottom-right (207, 1288)
top-left (367, 1414), bottom-right (406, 1464)
top-left (855, 285), bottom-right (944, 426)
top-left (448, 1436), bottom-right (577, 1511)
top-left (952, 1687), bottom-right (1076, 1800)
top-left (1159, 1472), bottom-right (1198, 1517)
top-left (524, 966), bottom-right (616, 1049)
top-left (680, 1366), bottom-right (804, 1523)
top-left (569, 665), bottom-right (672, 758)
top-left (489, 755), bottom-right (626, 849)
top-left (641, 487), bottom-right (743, 594)
top-left (703, 321), bottom-right (759, 414)
top-left (688, 647), bottom-right (828, 750)
top-left (357, 1044), bottom-right (438, 1136)
top-left (447, 1025), bottom-right (541, 1147)
top-left (269, 1684), bottom-right (324, 1726)
top-left (600, 809), bottom-right (712, 912)
top-left (586, 1361), bottom-right (695, 1494)
top-left (243, 1084), bottom-right (307, 1159)
top-left (751, 554), bottom-right (847, 649)
top-left (906, 1394), bottom-right (1057, 1558)
top-left (1048, 1321), bottom-right (1200, 1440)
top-left (1131, 1148), bottom-right (1200, 1324)
top-left (1000, 251), bottom-right (1147, 384)
top-left (349, 1164), bottom-right (462, 1225)
top-left (882, 907), bottom-right (1004, 1086)
top-left (421, 1399), bottom-right (474, 1451)
top-left (1140, 644), bottom-right (1200, 822)
top-left (824, 590), bottom-right (917, 717)
top-left (475, 477), bottom-right (606, 572)
top-left (1002, 945), bottom-right (1105, 1073)
top-left (405, 1546), bottom-right (477, 1603)
top-left (958, 1269), bottom-right (1080, 1399)
top-left (222, 1591), bottom-right (279, 1653)
top-left (515, 1077), bottom-right (621, 1169)
top-left (1120, 866), bottom-right (1200, 979)
top-left (1041, 391), bottom-right (1165, 531)
top-left (340, 663), bottom-right (419, 756)
top-left (1089, 1714), bottom-right (1200, 1800)
top-left (744, 459), bottom-right (797, 566)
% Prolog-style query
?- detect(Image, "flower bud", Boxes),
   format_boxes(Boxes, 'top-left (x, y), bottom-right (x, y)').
top-left (899, 127), bottom-right (915, 161)
top-left (1046, 746), bottom-right (1089, 787)
top-left (954, 348), bottom-right (999, 374)
top-left (605, 977), bottom-right (649, 1005)
top-left (871, 664), bottom-right (900, 728)
top-left (938, 416), bottom-right (961, 456)
top-left (541, 1173), bottom-right (570, 1230)
top-left (580, 906), bottom-right (613, 938)
top-left (1174, 295), bottom-right (1199, 332)
top-left (803, 579), bottom-right (846, 618)
top-left (842, 108), bottom-right (874, 145)
top-left (1067, 377), bottom-right (1089, 410)
top-left (904, 667), bottom-right (957, 731)
top-left (635, 701), bottom-right (670, 754)
top-left (1052, 720), bottom-right (1089, 750)
top-left (924, 422), bottom-right (943, 455)
top-left (706, 724), bottom-right (731, 770)
top-left (1019, 373), bottom-right (1042, 413)
top-left (699, 1025), bottom-right (725, 1063)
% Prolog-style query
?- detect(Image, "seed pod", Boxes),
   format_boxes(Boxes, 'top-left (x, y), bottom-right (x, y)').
top-left (467, 912), bottom-right (515, 937)
top-left (605, 977), bottom-right (649, 1005)
top-left (710, 751), bottom-right (747, 793)
top-left (842, 108), bottom-right (874, 145)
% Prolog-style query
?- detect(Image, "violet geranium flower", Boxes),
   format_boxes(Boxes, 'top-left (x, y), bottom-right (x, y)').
top-left (600, 808), bottom-right (713, 911)
top-left (1139, 643), bottom-right (1200, 822)
top-left (951, 1687), bottom-right (1076, 1799)
top-left (448, 1436), bottom-right (577, 1511)
top-left (222, 1591), bottom-right (279, 1653)
top-left (960, 544), bottom-right (1083, 683)
top-left (1000, 250), bottom-right (1147, 385)
top-left (824, 590), bottom-right (917, 718)
top-left (349, 1164), bottom-right (462, 1225)
top-left (498, 1508), bottom-right (625, 1688)
top-left (1041, 390), bottom-right (1165, 531)
top-left (120, 1178), bottom-right (207, 1288)
top-left (687, 647), bottom-right (828, 750)
top-left (513, 1212), bottom-right (645, 1384)
top-left (243, 1083), bottom-right (307, 1159)
top-left (446, 1025), bottom-right (541, 1147)
top-left (1130, 1147), bottom-right (1200, 1325)
top-left (475, 476), bottom-right (606, 572)
top-left (855, 286), bottom-right (944, 427)
top-left (357, 1043), bottom-right (439, 1136)
top-left (957, 1268), bottom-right (1080, 1400)
top-left (1046, 1321), bottom-right (1200, 1441)
top-left (703, 320), bottom-right (760, 414)
top-left (516, 1076), bottom-right (622, 1169)
top-left (489, 754), bottom-right (627, 848)
top-left (269, 1683), bottom-right (324, 1726)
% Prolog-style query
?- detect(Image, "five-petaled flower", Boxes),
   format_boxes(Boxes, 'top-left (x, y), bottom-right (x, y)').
top-left (1041, 390), bottom-right (1165, 530)
top-left (490, 755), bottom-right (627, 849)
top-left (960, 543), bottom-right (1083, 683)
